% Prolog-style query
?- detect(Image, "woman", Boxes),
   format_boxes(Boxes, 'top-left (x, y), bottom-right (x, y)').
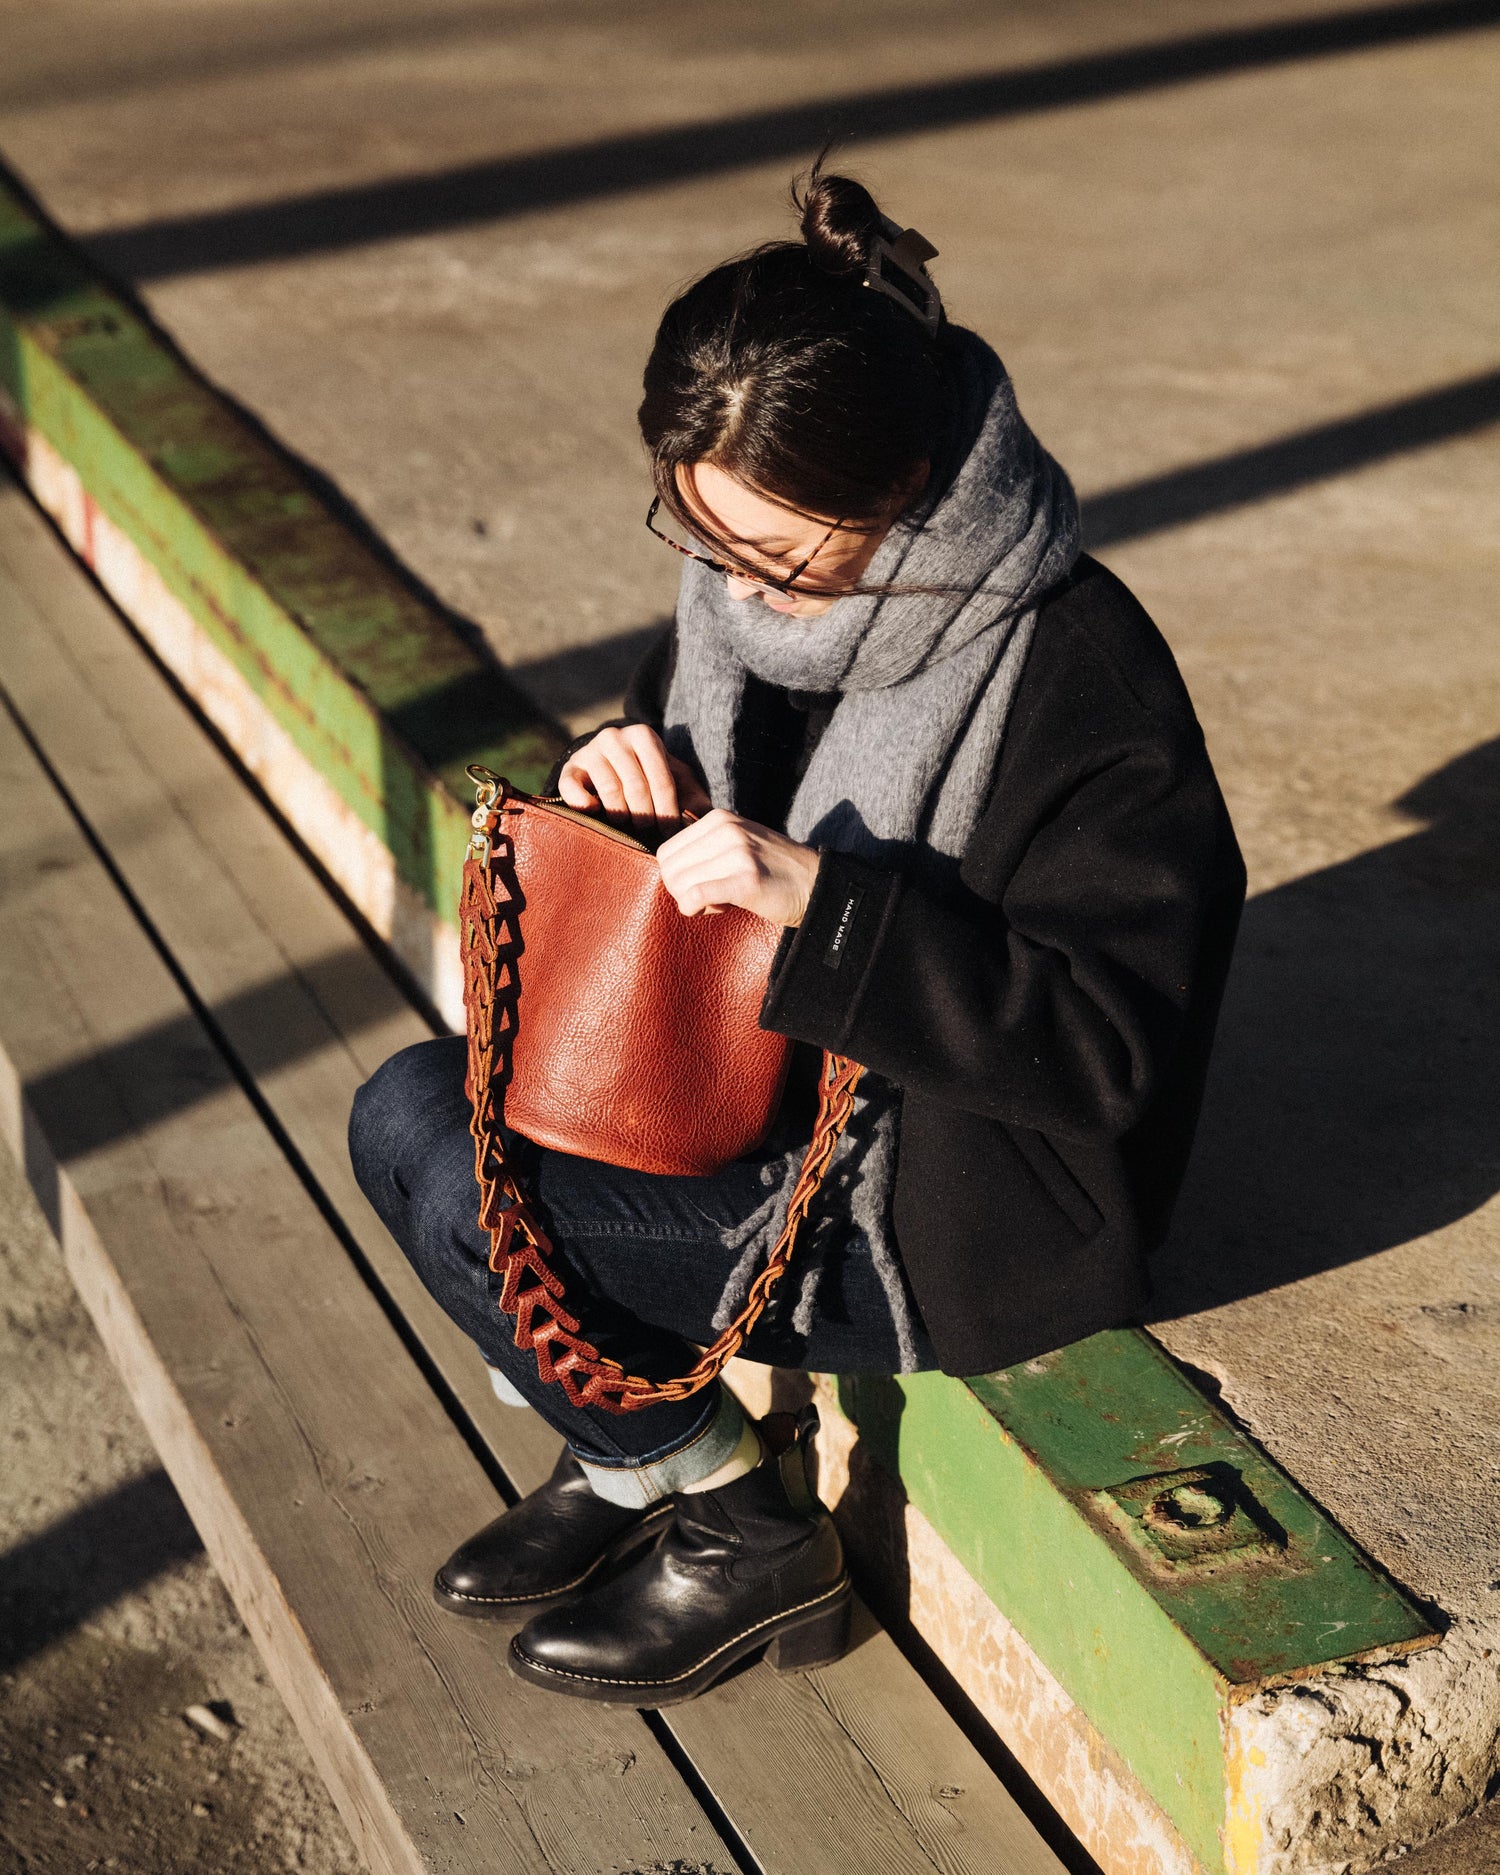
top-left (348, 163), bottom-right (1246, 1706)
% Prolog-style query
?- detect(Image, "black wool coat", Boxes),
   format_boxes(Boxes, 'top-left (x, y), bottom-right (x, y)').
top-left (561, 555), bottom-right (1246, 1377)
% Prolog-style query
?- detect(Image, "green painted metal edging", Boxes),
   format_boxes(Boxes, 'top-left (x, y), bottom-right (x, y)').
top-left (838, 1331), bottom-right (1438, 1872)
top-left (0, 154), bottom-right (1445, 1875)
top-left (0, 168), bottom-right (564, 915)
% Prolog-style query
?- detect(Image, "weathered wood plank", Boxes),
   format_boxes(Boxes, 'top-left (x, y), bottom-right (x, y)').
top-left (0, 698), bottom-right (735, 1874)
top-left (668, 1608), bottom-right (1069, 1875)
top-left (0, 477), bottom-right (1070, 1875)
top-left (0, 478), bottom-right (513, 1461)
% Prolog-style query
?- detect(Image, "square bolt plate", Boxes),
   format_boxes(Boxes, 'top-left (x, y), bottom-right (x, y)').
top-left (1092, 1462), bottom-right (1290, 1576)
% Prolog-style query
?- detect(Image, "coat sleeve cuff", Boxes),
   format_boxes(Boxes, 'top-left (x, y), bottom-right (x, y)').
top-left (760, 850), bottom-right (902, 1051)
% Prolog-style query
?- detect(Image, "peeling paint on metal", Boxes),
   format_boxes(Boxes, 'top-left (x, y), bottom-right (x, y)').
top-left (1221, 1730), bottom-right (1267, 1875)
top-left (0, 172), bottom-right (565, 943)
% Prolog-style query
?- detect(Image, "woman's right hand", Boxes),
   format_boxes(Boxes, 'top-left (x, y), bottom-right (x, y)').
top-left (557, 723), bottom-right (712, 831)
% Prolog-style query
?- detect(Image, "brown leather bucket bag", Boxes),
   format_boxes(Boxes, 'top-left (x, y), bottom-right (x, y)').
top-left (460, 767), bottom-right (862, 1413)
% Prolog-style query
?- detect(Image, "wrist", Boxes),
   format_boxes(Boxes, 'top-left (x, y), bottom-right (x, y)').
top-left (784, 843), bottom-right (823, 927)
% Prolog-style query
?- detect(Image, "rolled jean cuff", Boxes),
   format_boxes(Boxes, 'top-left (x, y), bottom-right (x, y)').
top-left (574, 1389), bottom-right (747, 1508)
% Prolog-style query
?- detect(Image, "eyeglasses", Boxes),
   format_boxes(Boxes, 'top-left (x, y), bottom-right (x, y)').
top-left (645, 494), bottom-right (856, 599)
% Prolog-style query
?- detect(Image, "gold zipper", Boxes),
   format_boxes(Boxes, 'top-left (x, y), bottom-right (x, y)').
top-left (465, 766), bottom-right (677, 858)
top-left (527, 794), bottom-right (659, 853)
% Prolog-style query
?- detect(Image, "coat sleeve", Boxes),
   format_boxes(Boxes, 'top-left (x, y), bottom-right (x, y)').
top-left (759, 636), bottom-right (1243, 1143)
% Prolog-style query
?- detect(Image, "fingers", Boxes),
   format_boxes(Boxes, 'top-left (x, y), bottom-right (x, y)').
top-left (654, 808), bottom-right (735, 868)
top-left (626, 728), bottom-right (684, 820)
top-left (557, 724), bottom-right (694, 827)
top-left (664, 849), bottom-right (768, 917)
top-left (600, 728), bottom-right (656, 825)
top-left (656, 814), bottom-right (768, 877)
top-left (656, 813), bottom-right (819, 925)
top-left (557, 762), bottom-right (601, 809)
top-left (657, 813), bottom-right (739, 914)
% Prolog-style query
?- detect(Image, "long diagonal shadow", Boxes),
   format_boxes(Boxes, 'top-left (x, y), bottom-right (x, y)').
top-left (82, 0), bottom-right (1500, 283)
top-left (0, 1471), bottom-right (203, 1673)
top-left (0, 0), bottom-right (568, 115)
top-left (21, 945), bottom-right (398, 1166)
top-left (514, 365), bottom-right (1500, 717)
top-left (509, 621), bottom-right (669, 726)
top-left (1083, 368), bottom-right (1500, 549)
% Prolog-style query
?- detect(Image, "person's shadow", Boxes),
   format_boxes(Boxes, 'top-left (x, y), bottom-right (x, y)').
top-left (743, 743), bottom-right (1495, 1875)
top-left (1151, 736), bottom-right (1500, 1315)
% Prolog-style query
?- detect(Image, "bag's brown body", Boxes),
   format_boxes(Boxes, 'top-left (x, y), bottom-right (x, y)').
top-left (496, 789), bottom-right (791, 1175)
top-left (460, 771), bottom-right (861, 1411)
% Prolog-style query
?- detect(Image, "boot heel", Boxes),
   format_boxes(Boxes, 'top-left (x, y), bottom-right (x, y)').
top-left (764, 1590), bottom-right (851, 1673)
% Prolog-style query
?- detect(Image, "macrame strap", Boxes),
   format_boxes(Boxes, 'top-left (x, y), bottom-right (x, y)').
top-left (459, 777), bottom-right (863, 1415)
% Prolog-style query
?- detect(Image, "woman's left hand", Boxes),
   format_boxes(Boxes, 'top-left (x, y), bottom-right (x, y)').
top-left (656, 810), bottom-right (821, 927)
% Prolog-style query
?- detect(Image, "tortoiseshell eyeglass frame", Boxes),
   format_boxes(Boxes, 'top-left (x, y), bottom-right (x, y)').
top-left (645, 494), bottom-right (857, 599)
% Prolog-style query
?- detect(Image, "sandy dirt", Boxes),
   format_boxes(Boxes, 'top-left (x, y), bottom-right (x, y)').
top-left (0, 1134), bottom-right (360, 1875)
top-left (1, 0), bottom-right (1498, 1865)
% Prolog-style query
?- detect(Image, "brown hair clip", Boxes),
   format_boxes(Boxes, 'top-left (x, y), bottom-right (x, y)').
top-left (863, 215), bottom-right (942, 335)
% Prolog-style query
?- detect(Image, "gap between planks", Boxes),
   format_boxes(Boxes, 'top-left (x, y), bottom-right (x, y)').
top-left (0, 691), bottom-right (738, 1875)
top-left (0, 475), bottom-right (1068, 1875)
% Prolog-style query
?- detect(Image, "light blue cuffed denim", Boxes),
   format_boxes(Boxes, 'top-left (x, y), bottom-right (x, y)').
top-left (483, 1359), bottom-right (750, 1506)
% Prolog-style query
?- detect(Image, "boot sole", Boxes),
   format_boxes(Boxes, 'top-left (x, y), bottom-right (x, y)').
top-left (432, 1506), bottom-right (673, 1621)
top-left (506, 1576), bottom-right (853, 1705)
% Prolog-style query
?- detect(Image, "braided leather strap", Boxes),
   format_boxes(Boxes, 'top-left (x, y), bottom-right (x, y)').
top-left (460, 789), bottom-right (863, 1415)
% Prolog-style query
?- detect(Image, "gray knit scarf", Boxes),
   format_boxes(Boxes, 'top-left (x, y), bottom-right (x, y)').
top-left (663, 327), bottom-right (1079, 1369)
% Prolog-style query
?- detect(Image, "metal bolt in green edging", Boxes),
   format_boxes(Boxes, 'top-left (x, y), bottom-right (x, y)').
top-left (838, 1331), bottom-right (1438, 1872)
top-left (0, 160), bottom-right (1447, 1873)
top-left (0, 169), bottom-right (566, 919)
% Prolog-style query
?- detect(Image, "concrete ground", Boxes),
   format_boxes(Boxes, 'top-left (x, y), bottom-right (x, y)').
top-left (0, 0), bottom-right (1497, 1865)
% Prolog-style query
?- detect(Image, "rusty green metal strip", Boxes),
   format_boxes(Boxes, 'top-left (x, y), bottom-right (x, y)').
top-left (837, 1331), bottom-right (1438, 1872)
top-left (0, 169), bottom-right (563, 915)
top-left (0, 159), bottom-right (1445, 1875)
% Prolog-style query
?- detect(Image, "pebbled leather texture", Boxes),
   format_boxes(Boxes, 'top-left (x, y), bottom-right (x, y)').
top-left (507, 1409), bottom-right (851, 1703)
top-left (433, 1444), bottom-right (672, 1616)
top-left (460, 776), bottom-right (864, 1414)
top-left (500, 790), bottom-right (792, 1175)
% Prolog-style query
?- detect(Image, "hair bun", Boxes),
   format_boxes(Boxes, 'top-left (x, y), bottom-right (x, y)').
top-left (792, 158), bottom-right (883, 278)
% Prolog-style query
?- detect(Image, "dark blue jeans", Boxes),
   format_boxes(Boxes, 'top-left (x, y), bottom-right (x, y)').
top-left (348, 1036), bottom-right (934, 1502)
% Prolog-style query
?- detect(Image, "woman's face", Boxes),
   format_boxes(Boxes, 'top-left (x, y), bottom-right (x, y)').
top-left (675, 462), bottom-right (918, 619)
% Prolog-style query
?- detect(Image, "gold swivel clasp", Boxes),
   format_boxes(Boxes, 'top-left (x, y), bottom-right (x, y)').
top-left (466, 765), bottom-right (507, 862)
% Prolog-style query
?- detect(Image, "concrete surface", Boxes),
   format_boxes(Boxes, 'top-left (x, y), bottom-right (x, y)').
top-left (0, 0), bottom-right (1497, 1866)
top-left (0, 1133), bottom-right (361, 1874)
top-left (4, 0), bottom-right (1494, 717)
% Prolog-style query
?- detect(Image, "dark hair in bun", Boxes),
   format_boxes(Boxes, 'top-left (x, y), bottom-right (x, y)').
top-left (793, 162), bottom-right (885, 279)
top-left (638, 150), bottom-right (957, 564)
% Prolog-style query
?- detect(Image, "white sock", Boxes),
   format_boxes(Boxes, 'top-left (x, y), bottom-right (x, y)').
top-left (485, 1363), bottom-right (529, 1407)
top-left (674, 1416), bottom-right (766, 1495)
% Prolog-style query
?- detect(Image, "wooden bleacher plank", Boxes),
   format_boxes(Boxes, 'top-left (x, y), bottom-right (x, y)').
top-left (664, 1633), bottom-right (1069, 1875)
top-left (0, 698), bottom-right (735, 1873)
top-left (0, 479), bottom-right (1070, 1875)
top-left (0, 481), bottom-right (517, 1458)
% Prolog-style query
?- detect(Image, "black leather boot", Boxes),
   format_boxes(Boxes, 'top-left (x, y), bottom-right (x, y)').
top-left (433, 1444), bottom-right (673, 1619)
top-left (507, 1407), bottom-right (851, 1704)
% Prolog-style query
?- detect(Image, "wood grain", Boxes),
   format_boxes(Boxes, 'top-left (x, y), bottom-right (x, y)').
top-left (0, 674), bottom-right (734, 1874)
top-left (0, 477), bottom-right (1069, 1875)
